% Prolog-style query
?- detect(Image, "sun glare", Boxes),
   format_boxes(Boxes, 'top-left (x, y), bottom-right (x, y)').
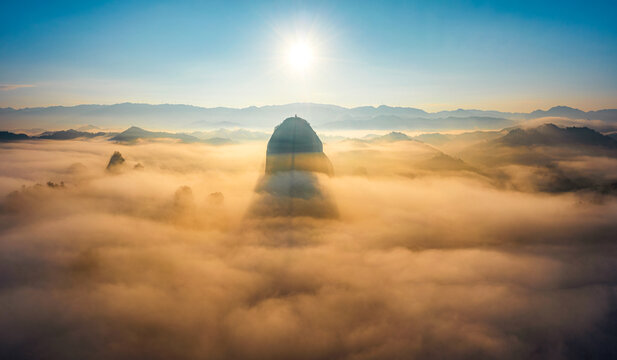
top-left (287, 42), bottom-right (313, 72)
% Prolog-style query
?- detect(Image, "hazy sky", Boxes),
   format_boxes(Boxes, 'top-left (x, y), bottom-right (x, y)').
top-left (1, 0), bottom-right (616, 111)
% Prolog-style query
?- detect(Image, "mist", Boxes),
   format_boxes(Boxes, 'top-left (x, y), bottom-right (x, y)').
top-left (1, 135), bottom-right (616, 359)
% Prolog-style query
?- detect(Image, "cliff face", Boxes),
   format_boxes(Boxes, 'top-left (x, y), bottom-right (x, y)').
top-left (250, 116), bottom-right (337, 219)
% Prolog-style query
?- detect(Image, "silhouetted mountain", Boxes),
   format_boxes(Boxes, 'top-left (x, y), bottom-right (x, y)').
top-left (454, 124), bottom-right (617, 194)
top-left (250, 116), bottom-right (337, 219)
top-left (111, 126), bottom-right (230, 144)
top-left (372, 131), bottom-right (412, 142)
top-left (266, 117), bottom-right (333, 175)
top-left (587, 109), bottom-right (617, 122)
top-left (336, 129), bottom-right (488, 180)
top-left (1, 129), bottom-right (118, 142)
top-left (0, 103), bottom-right (350, 130)
top-left (523, 106), bottom-right (617, 123)
top-left (0, 131), bottom-right (29, 141)
top-left (111, 126), bottom-right (196, 142)
top-left (106, 151), bottom-right (125, 172)
top-left (323, 115), bottom-right (515, 130)
top-left (2, 103), bottom-right (615, 131)
top-left (528, 106), bottom-right (588, 119)
top-left (497, 123), bottom-right (617, 148)
top-left (37, 129), bottom-right (109, 140)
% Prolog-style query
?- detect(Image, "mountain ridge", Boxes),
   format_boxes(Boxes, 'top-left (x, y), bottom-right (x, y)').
top-left (496, 123), bottom-right (617, 148)
top-left (1, 103), bottom-right (616, 131)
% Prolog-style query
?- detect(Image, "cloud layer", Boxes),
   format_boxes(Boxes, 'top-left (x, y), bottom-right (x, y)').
top-left (1, 139), bottom-right (616, 359)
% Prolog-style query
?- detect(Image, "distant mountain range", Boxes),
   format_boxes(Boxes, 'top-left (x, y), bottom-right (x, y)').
top-left (1, 103), bottom-right (616, 131)
top-left (4, 123), bottom-right (616, 152)
top-left (497, 123), bottom-right (617, 148)
top-left (111, 126), bottom-right (200, 143)
top-left (0, 129), bottom-right (112, 141)
top-left (0, 131), bottom-right (30, 141)
top-left (0, 126), bottom-right (232, 144)
top-left (111, 126), bottom-right (232, 144)
top-left (322, 115), bottom-right (515, 130)
top-left (413, 130), bottom-right (504, 147)
top-left (349, 124), bottom-right (617, 153)
top-left (38, 129), bottom-right (110, 140)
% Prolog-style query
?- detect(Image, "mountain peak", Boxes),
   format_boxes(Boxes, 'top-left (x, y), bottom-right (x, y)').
top-left (548, 105), bottom-right (577, 111)
top-left (530, 106), bottom-right (587, 118)
top-left (251, 116), bottom-right (337, 218)
top-left (382, 131), bottom-right (411, 141)
top-left (268, 116), bottom-right (323, 155)
top-left (265, 116), bottom-right (332, 175)
top-left (106, 151), bottom-right (126, 172)
top-left (125, 126), bottom-right (145, 132)
top-left (499, 123), bottom-right (617, 148)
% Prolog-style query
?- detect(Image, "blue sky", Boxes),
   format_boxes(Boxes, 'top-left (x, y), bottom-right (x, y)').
top-left (1, 0), bottom-right (616, 111)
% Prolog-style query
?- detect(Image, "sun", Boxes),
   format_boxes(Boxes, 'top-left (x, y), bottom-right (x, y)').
top-left (287, 42), bottom-right (314, 72)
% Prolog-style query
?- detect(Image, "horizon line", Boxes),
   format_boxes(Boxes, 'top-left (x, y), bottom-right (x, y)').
top-left (2, 101), bottom-right (616, 114)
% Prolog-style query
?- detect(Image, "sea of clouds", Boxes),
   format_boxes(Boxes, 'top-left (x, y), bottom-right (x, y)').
top-left (1, 138), bottom-right (616, 359)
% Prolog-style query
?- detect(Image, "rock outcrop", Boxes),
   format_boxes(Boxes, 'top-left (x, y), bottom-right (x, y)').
top-left (106, 151), bottom-right (126, 172)
top-left (250, 116), bottom-right (337, 219)
top-left (265, 116), bottom-right (333, 175)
